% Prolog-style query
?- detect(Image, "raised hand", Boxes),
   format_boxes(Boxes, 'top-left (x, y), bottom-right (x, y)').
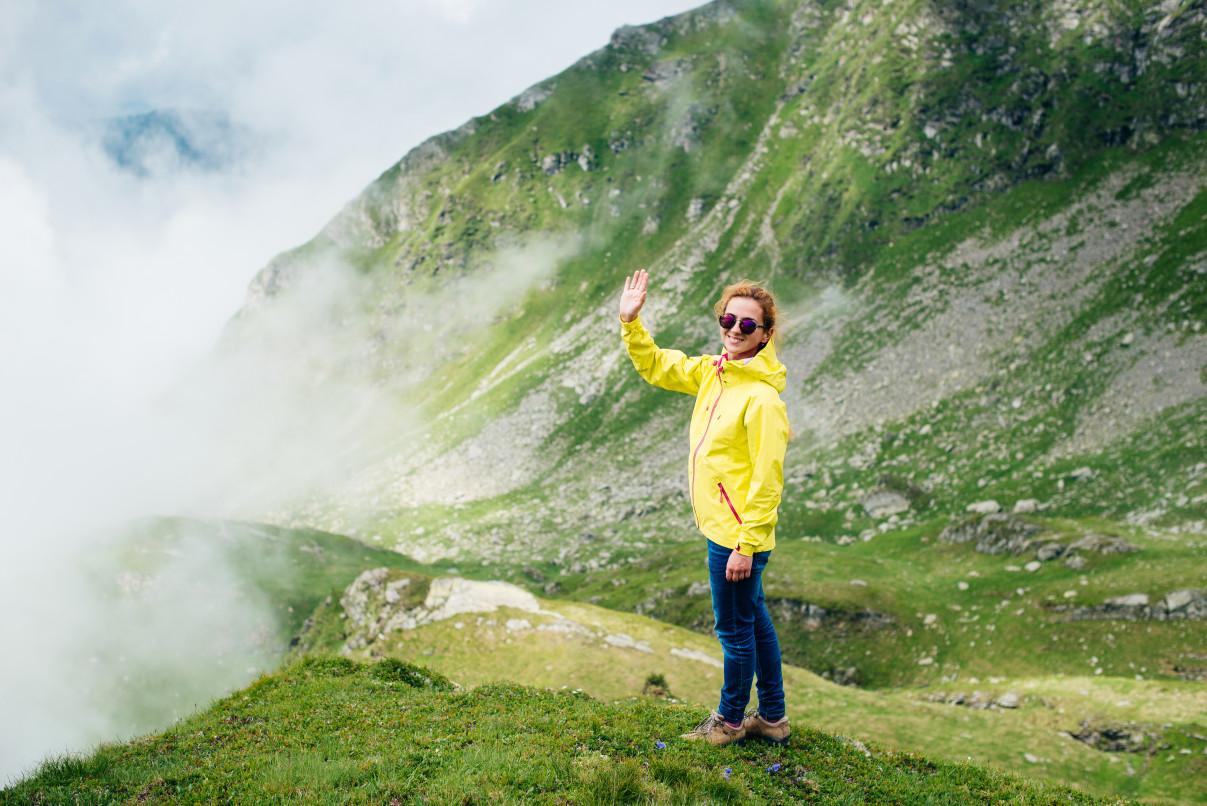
top-left (619, 269), bottom-right (649, 323)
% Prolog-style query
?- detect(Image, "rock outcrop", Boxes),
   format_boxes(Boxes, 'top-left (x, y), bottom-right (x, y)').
top-left (1054, 589), bottom-right (1207, 623)
top-left (939, 515), bottom-right (1141, 565)
top-left (339, 569), bottom-right (544, 653)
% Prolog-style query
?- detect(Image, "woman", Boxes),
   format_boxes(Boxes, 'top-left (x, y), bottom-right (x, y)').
top-left (618, 269), bottom-right (791, 747)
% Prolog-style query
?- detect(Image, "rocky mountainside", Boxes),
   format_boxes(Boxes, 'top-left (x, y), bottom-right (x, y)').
top-left (227, 0), bottom-right (1207, 576)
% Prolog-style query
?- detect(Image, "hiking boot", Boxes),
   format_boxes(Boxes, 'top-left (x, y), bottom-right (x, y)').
top-left (742, 711), bottom-right (790, 746)
top-left (680, 712), bottom-right (746, 746)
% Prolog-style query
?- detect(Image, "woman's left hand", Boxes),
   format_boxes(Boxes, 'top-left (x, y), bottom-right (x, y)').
top-left (726, 550), bottom-right (753, 582)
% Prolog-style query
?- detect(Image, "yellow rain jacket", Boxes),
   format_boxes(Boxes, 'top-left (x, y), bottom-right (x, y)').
top-left (622, 315), bottom-right (789, 555)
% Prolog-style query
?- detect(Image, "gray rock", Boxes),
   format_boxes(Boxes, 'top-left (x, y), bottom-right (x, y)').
top-left (1070, 467), bottom-right (1095, 481)
top-left (384, 578), bottom-right (412, 603)
top-left (1064, 555), bottom-right (1088, 570)
top-left (1024, 561), bottom-right (1043, 572)
top-left (1068, 534), bottom-right (1140, 555)
top-left (1060, 588), bottom-right (1207, 623)
top-left (541, 152), bottom-right (569, 176)
top-left (770, 599), bottom-right (893, 632)
top-left (1036, 543), bottom-right (1066, 562)
top-left (1013, 499), bottom-right (1039, 514)
top-left (642, 59), bottom-right (690, 88)
top-left (979, 517), bottom-right (1043, 555)
top-left (939, 513), bottom-right (1044, 557)
top-left (1164, 589), bottom-right (1203, 613)
top-left (862, 490), bottom-right (910, 518)
top-left (603, 633), bottom-right (654, 654)
top-left (828, 666), bottom-right (861, 687)
top-left (996, 692), bottom-right (1021, 708)
top-left (576, 145), bottom-right (596, 172)
top-left (939, 520), bottom-right (981, 544)
top-left (966, 500), bottom-right (1002, 514)
top-left (610, 25), bottom-right (666, 56)
top-left (515, 85), bottom-right (552, 113)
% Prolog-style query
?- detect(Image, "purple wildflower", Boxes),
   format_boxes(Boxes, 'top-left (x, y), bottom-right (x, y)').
top-left (767, 763), bottom-right (782, 773)
top-left (722, 767), bottom-right (732, 780)
top-left (654, 740), bottom-right (666, 750)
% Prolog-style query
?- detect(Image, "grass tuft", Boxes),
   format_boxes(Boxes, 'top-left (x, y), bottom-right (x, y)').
top-left (371, 657), bottom-right (455, 690)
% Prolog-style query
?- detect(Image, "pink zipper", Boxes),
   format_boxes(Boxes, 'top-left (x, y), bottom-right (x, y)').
top-left (689, 357), bottom-right (727, 528)
top-left (718, 482), bottom-right (743, 524)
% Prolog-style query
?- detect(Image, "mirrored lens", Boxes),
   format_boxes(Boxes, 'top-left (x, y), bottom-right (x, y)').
top-left (718, 314), bottom-right (761, 335)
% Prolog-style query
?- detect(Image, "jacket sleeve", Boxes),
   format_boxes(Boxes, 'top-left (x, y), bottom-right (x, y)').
top-left (621, 315), bottom-right (708, 396)
top-left (736, 392), bottom-right (789, 555)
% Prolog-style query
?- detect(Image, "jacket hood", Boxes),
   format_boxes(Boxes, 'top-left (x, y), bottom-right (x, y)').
top-left (723, 337), bottom-right (787, 393)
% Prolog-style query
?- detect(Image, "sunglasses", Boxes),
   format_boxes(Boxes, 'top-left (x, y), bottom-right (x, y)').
top-left (717, 313), bottom-right (766, 335)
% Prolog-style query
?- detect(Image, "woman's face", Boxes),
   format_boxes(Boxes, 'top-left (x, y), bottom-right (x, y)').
top-left (720, 296), bottom-right (770, 360)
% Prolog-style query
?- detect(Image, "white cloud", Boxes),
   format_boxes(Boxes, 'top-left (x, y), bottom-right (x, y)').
top-left (0, 0), bottom-right (706, 784)
top-left (420, 0), bottom-right (487, 23)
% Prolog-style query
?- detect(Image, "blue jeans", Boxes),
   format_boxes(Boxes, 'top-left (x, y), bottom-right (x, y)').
top-left (707, 539), bottom-right (785, 724)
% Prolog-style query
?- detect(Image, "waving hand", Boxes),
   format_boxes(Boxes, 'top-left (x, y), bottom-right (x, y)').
top-left (619, 270), bottom-right (648, 324)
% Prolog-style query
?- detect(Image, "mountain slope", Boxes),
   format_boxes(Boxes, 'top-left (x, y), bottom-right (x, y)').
top-left (222, 0), bottom-right (1207, 574)
top-left (151, 3), bottom-right (1207, 799)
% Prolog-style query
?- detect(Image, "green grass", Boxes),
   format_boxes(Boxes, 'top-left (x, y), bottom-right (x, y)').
top-left (23, 512), bottom-right (1207, 803)
top-left (273, 557), bottom-right (1207, 804)
top-left (1, 657), bottom-right (1136, 806)
top-left (546, 514), bottom-right (1207, 695)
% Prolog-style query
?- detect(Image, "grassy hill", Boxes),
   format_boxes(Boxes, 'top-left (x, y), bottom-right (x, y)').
top-left (8, 516), bottom-right (1203, 802)
top-left (1, 656), bottom-right (1139, 806)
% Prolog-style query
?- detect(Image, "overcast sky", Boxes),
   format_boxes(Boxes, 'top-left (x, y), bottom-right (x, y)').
top-left (0, 0), bottom-right (706, 523)
top-left (0, 0), bottom-right (704, 782)
top-left (1, 0), bottom-right (703, 391)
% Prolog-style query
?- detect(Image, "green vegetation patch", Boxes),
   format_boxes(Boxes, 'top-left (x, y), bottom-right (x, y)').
top-left (3, 657), bottom-right (1133, 806)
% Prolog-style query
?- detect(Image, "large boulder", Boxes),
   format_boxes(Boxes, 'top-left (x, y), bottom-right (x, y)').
top-left (338, 570), bottom-right (544, 653)
top-left (939, 513), bottom-right (1043, 555)
top-left (1067, 534), bottom-right (1140, 555)
top-left (862, 490), bottom-right (910, 518)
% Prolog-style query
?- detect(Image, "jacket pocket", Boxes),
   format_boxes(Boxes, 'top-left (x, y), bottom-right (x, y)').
top-left (717, 482), bottom-right (743, 525)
